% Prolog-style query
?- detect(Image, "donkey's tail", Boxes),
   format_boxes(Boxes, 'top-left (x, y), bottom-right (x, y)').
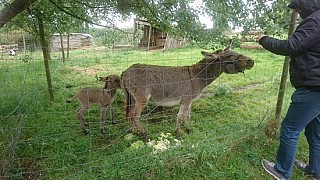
top-left (121, 79), bottom-right (133, 119)
top-left (66, 94), bottom-right (77, 103)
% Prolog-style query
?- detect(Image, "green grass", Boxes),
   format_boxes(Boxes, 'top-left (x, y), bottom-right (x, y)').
top-left (0, 46), bottom-right (310, 179)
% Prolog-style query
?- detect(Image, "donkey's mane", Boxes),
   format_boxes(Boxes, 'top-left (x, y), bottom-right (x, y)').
top-left (197, 56), bottom-right (219, 65)
top-left (196, 49), bottom-right (223, 65)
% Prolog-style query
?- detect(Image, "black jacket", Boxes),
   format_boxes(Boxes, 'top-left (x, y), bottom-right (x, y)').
top-left (259, 0), bottom-right (320, 89)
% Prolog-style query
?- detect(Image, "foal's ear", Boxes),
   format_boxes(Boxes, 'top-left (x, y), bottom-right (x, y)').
top-left (99, 76), bottom-right (109, 82)
top-left (114, 78), bottom-right (121, 84)
top-left (223, 39), bottom-right (232, 51)
top-left (201, 51), bottom-right (215, 57)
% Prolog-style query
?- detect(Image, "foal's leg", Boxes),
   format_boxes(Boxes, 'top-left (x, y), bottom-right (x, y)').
top-left (77, 104), bottom-right (90, 134)
top-left (99, 105), bottom-right (107, 134)
top-left (109, 105), bottom-right (115, 125)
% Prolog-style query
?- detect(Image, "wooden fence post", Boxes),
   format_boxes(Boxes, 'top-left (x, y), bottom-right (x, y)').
top-left (265, 11), bottom-right (298, 137)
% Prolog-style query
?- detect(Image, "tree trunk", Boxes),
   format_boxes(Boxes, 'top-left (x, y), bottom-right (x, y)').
top-left (38, 15), bottom-right (54, 100)
top-left (59, 33), bottom-right (65, 62)
top-left (0, 0), bottom-right (38, 28)
top-left (23, 31), bottom-right (26, 57)
top-left (67, 33), bottom-right (70, 59)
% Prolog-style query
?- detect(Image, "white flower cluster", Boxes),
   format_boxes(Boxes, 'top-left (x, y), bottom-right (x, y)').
top-left (147, 132), bottom-right (182, 154)
top-left (125, 132), bottom-right (182, 153)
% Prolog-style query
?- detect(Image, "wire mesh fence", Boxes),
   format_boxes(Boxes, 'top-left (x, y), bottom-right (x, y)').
top-left (0, 23), bottom-right (295, 179)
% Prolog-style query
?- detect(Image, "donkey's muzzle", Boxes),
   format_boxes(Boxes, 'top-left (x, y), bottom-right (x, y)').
top-left (246, 59), bottom-right (254, 69)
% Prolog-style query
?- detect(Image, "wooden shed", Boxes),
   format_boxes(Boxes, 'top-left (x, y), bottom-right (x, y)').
top-left (51, 33), bottom-right (92, 51)
top-left (134, 19), bottom-right (187, 50)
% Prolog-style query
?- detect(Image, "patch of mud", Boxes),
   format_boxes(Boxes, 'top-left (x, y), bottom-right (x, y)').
top-left (201, 83), bottom-right (263, 98)
top-left (69, 66), bottom-right (109, 75)
top-left (233, 83), bottom-right (263, 93)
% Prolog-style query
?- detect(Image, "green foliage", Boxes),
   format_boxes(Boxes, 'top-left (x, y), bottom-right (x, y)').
top-left (242, 0), bottom-right (293, 35)
top-left (211, 82), bottom-right (233, 96)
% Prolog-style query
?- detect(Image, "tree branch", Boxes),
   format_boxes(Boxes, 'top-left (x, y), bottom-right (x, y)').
top-left (48, 0), bottom-right (128, 33)
top-left (0, 0), bottom-right (38, 28)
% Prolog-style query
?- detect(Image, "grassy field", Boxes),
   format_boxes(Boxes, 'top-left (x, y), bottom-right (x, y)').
top-left (0, 46), bottom-right (310, 179)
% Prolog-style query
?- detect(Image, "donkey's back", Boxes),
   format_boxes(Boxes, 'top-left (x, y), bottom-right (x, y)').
top-left (121, 63), bottom-right (196, 106)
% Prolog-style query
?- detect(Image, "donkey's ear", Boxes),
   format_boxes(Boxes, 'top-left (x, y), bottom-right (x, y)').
top-left (201, 51), bottom-right (219, 61)
top-left (223, 39), bottom-right (232, 51)
top-left (201, 51), bottom-right (218, 57)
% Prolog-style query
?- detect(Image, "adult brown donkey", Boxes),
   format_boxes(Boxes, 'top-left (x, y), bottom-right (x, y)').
top-left (121, 44), bottom-right (254, 140)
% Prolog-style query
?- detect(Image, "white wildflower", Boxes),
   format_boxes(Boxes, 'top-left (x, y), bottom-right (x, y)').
top-left (124, 133), bottom-right (135, 140)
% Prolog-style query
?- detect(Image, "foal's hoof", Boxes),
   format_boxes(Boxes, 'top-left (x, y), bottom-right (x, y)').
top-left (82, 129), bottom-right (90, 135)
top-left (100, 128), bottom-right (106, 134)
top-left (185, 128), bottom-right (192, 134)
top-left (110, 120), bottom-right (116, 125)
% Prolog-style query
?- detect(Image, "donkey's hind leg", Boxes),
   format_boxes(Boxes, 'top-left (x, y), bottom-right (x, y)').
top-left (130, 103), bottom-right (147, 138)
top-left (126, 102), bottom-right (139, 135)
top-left (175, 103), bottom-right (191, 139)
top-left (185, 103), bottom-right (192, 134)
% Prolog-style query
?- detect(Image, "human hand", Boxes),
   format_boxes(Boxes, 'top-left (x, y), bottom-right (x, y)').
top-left (256, 34), bottom-right (268, 42)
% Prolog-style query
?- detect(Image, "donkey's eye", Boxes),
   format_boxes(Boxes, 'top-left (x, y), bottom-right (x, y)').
top-left (226, 55), bottom-right (234, 59)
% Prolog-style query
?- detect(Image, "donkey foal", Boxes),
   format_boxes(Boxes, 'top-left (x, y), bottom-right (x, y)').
top-left (66, 75), bottom-right (121, 134)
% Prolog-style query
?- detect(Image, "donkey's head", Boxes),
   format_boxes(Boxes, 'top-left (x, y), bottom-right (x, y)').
top-left (99, 75), bottom-right (121, 90)
top-left (201, 44), bottom-right (254, 74)
top-left (216, 50), bottom-right (254, 74)
top-left (201, 39), bottom-right (254, 74)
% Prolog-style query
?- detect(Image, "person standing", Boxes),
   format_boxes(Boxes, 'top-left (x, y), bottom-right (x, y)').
top-left (256, 0), bottom-right (320, 179)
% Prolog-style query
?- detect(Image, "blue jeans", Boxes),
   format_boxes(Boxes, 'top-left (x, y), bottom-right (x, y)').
top-left (275, 88), bottom-right (320, 178)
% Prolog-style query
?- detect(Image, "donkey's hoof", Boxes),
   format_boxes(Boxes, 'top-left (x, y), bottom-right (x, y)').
top-left (175, 131), bottom-right (181, 140)
top-left (131, 129), bottom-right (139, 135)
top-left (141, 133), bottom-right (149, 142)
